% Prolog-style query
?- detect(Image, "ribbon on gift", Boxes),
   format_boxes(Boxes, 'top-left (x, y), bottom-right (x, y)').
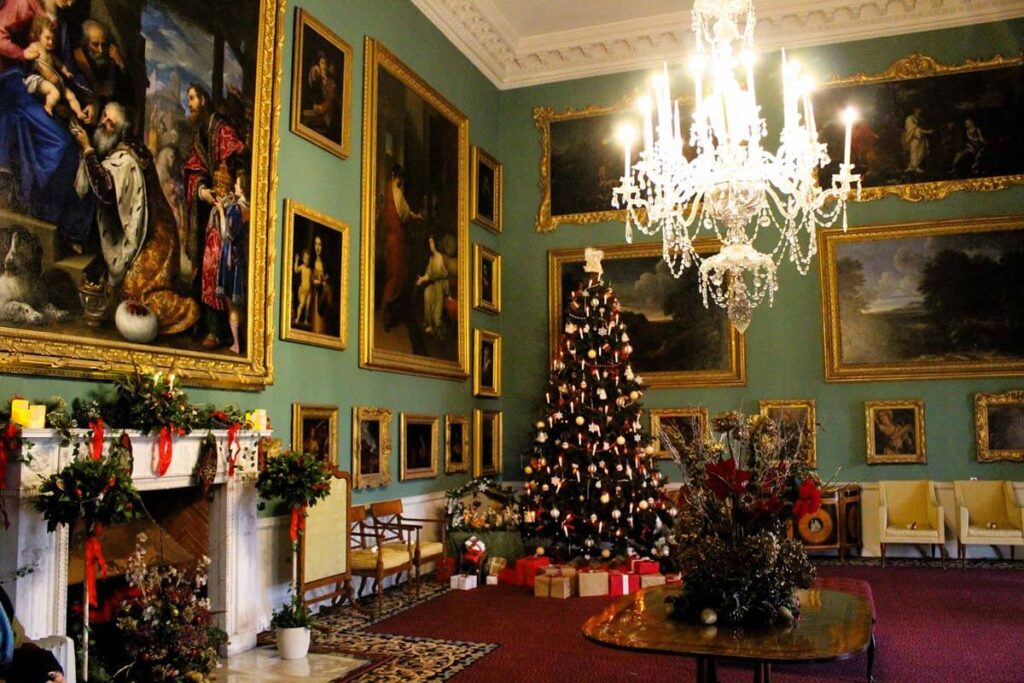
top-left (226, 422), bottom-right (241, 477)
top-left (89, 418), bottom-right (105, 460)
top-left (289, 504), bottom-right (307, 544)
top-left (0, 422), bottom-right (20, 529)
top-left (84, 524), bottom-right (108, 608)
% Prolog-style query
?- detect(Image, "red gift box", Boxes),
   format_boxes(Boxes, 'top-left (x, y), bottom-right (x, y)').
top-left (435, 557), bottom-right (455, 583)
top-left (497, 568), bottom-right (519, 585)
top-left (515, 556), bottom-right (551, 587)
top-left (629, 558), bottom-right (660, 575)
top-left (608, 571), bottom-right (640, 596)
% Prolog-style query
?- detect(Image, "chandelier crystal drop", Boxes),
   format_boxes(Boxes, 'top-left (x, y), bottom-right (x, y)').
top-left (612, 0), bottom-right (861, 333)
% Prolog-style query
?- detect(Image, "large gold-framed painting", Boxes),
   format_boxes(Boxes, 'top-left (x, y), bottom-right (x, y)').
top-left (549, 242), bottom-right (745, 388)
top-left (974, 391), bottom-right (1024, 463)
top-left (359, 38), bottom-right (469, 380)
top-left (814, 53), bottom-right (1024, 203)
top-left (820, 216), bottom-right (1024, 382)
top-left (0, 0), bottom-right (284, 389)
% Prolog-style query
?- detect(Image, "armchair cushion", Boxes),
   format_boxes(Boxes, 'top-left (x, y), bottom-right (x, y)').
top-left (966, 524), bottom-right (1023, 540)
top-left (879, 480), bottom-right (944, 543)
top-left (385, 540), bottom-right (445, 559)
top-left (351, 548), bottom-right (412, 571)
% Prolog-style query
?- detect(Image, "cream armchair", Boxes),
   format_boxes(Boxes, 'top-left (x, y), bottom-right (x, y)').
top-left (954, 480), bottom-right (1024, 568)
top-left (879, 480), bottom-right (945, 567)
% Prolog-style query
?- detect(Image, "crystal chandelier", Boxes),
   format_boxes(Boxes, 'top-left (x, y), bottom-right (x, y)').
top-left (612, 0), bottom-right (861, 333)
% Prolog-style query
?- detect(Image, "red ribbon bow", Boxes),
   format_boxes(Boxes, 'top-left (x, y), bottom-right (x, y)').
top-left (0, 422), bottom-right (20, 529)
top-left (156, 425), bottom-right (174, 476)
top-left (89, 418), bottom-right (105, 460)
top-left (84, 525), bottom-right (108, 608)
top-left (289, 504), bottom-right (307, 544)
top-left (226, 422), bottom-right (241, 477)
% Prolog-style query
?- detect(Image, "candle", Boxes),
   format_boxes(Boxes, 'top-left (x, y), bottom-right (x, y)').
top-left (28, 405), bottom-right (46, 429)
top-left (250, 409), bottom-right (268, 431)
top-left (842, 106), bottom-right (857, 167)
top-left (10, 399), bottom-right (29, 427)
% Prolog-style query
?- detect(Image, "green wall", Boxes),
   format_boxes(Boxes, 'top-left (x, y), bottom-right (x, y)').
top-left (0, 0), bottom-right (502, 506)
top-left (498, 19), bottom-right (1024, 485)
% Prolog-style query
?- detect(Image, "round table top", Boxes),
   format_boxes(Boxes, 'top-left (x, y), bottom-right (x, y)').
top-left (583, 586), bottom-right (873, 664)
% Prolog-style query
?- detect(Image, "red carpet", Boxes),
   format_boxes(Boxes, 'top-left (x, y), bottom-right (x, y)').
top-left (369, 564), bottom-right (1024, 682)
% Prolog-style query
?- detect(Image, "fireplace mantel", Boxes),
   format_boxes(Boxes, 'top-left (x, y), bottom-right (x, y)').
top-left (1, 427), bottom-right (269, 656)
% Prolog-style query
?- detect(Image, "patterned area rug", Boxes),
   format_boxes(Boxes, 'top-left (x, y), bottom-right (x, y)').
top-left (814, 556), bottom-right (1024, 569)
top-left (304, 580), bottom-right (498, 682)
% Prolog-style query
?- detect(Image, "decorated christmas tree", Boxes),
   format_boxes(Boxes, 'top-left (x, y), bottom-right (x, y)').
top-left (522, 248), bottom-right (674, 561)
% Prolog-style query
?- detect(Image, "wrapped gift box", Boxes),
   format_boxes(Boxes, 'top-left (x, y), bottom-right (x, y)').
top-left (608, 571), bottom-right (640, 596)
top-left (578, 570), bottom-right (610, 597)
top-left (629, 558), bottom-right (661, 575)
top-left (665, 572), bottom-right (683, 585)
top-left (450, 574), bottom-right (477, 590)
top-left (640, 573), bottom-right (666, 588)
top-left (497, 568), bottom-right (519, 585)
top-left (535, 575), bottom-right (574, 599)
top-left (515, 556), bottom-right (551, 587)
top-left (487, 556), bottom-right (508, 576)
top-left (485, 575), bottom-right (499, 586)
top-left (542, 564), bottom-right (578, 579)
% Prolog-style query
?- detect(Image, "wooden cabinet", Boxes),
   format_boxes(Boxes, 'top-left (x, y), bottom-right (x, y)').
top-left (792, 485), bottom-right (862, 561)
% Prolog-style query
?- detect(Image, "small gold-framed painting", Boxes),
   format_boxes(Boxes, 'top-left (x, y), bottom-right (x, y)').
top-left (400, 413), bottom-right (439, 481)
top-left (292, 403), bottom-right (338, 465)
top-left (445, 414), bottom-right (470, 473)
top-left (352, 406), bottom-right (392, 489)
top-left (759, 399), bottom-right (817, 467)
top-left (650, 408), bottom-right (708, 460)
top-left (282, 200), bottom-right (350, 350)
top-left (974, 391), bottom-right (1024, 463)
top-left (473, 329), bottom-right (502, 398)
top-left (290, 8), bottom-right (353, 159)
top-left (473, 409), bottom-right (502, 477)
top-left (471, 145), bottom-right (502, 233)
top-left (473, 243), bottom-right (501, 314)
top-left (865, 400), bottom-right (926, 465)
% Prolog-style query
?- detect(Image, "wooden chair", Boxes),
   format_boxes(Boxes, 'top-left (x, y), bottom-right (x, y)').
top-left (370, 499), bottom-right (446, 595)
top-left (349, 504), bottom-right (413, 611)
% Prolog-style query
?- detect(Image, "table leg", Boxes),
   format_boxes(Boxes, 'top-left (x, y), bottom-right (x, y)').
top-left (753, 662), bottom-right (773, 683)
top-left (696, 656), bottom-right (707, 683)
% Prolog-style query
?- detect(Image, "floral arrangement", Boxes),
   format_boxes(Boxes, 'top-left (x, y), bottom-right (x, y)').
top-left (445, 477), bottom-right (521, 531)
top-left (665, 410), bottom-right (822, 627)
top-left (115, 533), bottom-right (226, 682)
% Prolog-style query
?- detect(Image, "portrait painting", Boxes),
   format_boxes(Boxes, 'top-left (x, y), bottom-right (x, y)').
top-left (359, 38), bottom-right (469, 380)
top-left (815, 53), bottom-right (1024, 202)
top-left (351, 406), bottom-right (392, 489)
top-left (975, 391), bottom-right (1024, 463)
top-left (471, 145), bottom-right (502, 233)
top-left (650, 407), bottom-right (708, 460)
top-left (0, 0), bottom-right (283, 389)
top-left (865, 400), bottom-right (926, 465)
top-left (445, 414), bottom-right (469, 473)
top-left (400, 413), bottom-right (438, 481)
top-left (820, 216), bottom-right (1024, 382)
top-left (281, 200), bottom-right (349, 350)
top-left (292, 403), bottom-right (338, 465)
top-left (759, 399), bottom-right (817, 466)
top-left (473, 243), bottom-right (500, 314)
top-left (290, 8), bottom-right (352, 159)
top-left (473, 328), bottom-right (501, 398)
top-left (549, 242), bottom-right (746, 388)
top-left (473, 408), bottom-right (502, 477)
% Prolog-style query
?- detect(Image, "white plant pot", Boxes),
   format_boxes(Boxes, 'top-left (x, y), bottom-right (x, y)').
top-left (276, 626), bottom-right (311, 659)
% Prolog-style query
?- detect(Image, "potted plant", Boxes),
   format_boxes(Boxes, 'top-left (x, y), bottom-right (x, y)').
top-left (255, 449), bottom-right (332, 659)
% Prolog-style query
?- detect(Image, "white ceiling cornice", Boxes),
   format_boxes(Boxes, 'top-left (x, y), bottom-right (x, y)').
top-left (411, 0), bottom-right (1024, 90)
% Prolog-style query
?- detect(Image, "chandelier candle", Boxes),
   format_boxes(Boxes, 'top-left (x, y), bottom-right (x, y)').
top-left (613, 0), bottom-right (861, 332)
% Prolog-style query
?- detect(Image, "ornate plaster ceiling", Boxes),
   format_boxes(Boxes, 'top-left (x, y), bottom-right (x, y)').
top-left (410, 0), bottom-right (1024, 89)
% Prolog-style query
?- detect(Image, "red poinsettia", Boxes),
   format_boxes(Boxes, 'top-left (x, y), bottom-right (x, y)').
top-left (705, 458), bottom-right (751, 500)
top-left (791, 478), bottom-right (822, 518)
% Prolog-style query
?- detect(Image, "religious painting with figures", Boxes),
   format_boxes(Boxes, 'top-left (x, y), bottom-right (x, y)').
top-left (290, 8), bottom-right (352, 159)
top-left (865, 400), bottom-right (926, 465)
top-left (352, 405), bottom-right (391, 489)
top-left (0, 0), bottom-right (281, 388)
top-left (292, 403), bottom-right (338, 466)
top-left (445, 414), bottom-right (469, 473)
top-left (359, 38), bottom-right (468, 380)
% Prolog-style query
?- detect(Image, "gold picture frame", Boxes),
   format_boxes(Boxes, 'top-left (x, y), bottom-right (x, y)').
top-left (974, 391), bottom-right (1024, 463)
top-left (292, 403), bottom-right (339, 465)
top-left (473, 328), bottom-right (501, 398)
top-left (444, 414), bottom-right (470, 473)
top-left (400, 413), bottom-right (439, 481)
top-left (548, 241), bottom-right (746, 388)
top-left (819, 216), bottom-right (1024, 382)
top-left (650, 407), bottom-right (708, 460)
top-left (470, 145), bottom-right (502, 233)
top-left (352, 406), bottom-right (392, 489)
top-left (865, 400), bottom-right (926, 465)
top-left (0, 0), bottom-right (285, 390)
top-left (289, 7), bottom-right (353, 159)
top-left (358, 37), bottom-right (469, 380)
top-left (816, 53), bottom-right (1024, 203)
top-left (472, 243), bottom-right (501, 314)
top-left (281, 200), bottom-right (350, 350)
top-left (759, 399), bottom-right (817, 467)
top-left (473, 408), bottom-right (502, 477)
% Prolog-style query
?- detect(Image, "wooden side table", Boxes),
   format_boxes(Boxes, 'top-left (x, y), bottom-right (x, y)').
top-left (792, 484), bottom-right (862, 562)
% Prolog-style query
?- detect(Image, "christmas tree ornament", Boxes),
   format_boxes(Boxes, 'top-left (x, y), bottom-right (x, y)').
top-left (600, 492), bottom-right (610, 504)
top-left (550, 508), bottom-right (561, 519)
top-left (536, 421), bottom-right (546, 429)
top-left (601, 548), bottom-right (612, 559)
top-left (524, 466), bottom-right (534, 475)
top-left (616, 435), bottom-right (626, 445)
top-left (575, 416), bottom-right (585, 426)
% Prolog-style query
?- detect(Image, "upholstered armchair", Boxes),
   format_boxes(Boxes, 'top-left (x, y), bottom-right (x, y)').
top-left (878, 480), bottom-right (945, 567)
top-left (349, 504), bottom-right (413, 611)
top-left (954, 480), bottom-right (1024, 567)
top-left (370, 499), bottom-right (446, 595)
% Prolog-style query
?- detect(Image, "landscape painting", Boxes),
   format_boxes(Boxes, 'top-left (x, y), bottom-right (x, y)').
top-left (815, 53), bottom-right (1024, 202)
top-left (549, 242), bottom-right (746, 388)
top-left (0, 0), bottom-right (282, 389)
top-left (359, 38), bottom-right (468, 380)
top-left (821, 216), bottom-right (1024, 381)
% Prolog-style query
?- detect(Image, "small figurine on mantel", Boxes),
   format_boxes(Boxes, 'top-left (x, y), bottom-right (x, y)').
top-left (583, 247), bottom-right (604, 276)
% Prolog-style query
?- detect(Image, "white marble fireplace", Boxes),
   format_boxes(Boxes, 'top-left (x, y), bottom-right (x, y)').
top-left (1, 428), bottom-right (268, 656)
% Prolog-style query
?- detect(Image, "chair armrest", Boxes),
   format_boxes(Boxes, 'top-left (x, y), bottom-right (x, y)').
top-left (931, 504), bottom-right (945, 541)
top-left (958, 504), bottom-right (969, 539)
top-left (402, 515), bottom-right (444, 524)
top-left (878, 498), bottom-right (888, 539)
top-left (1004, 482), bottom-right (1024, 531)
